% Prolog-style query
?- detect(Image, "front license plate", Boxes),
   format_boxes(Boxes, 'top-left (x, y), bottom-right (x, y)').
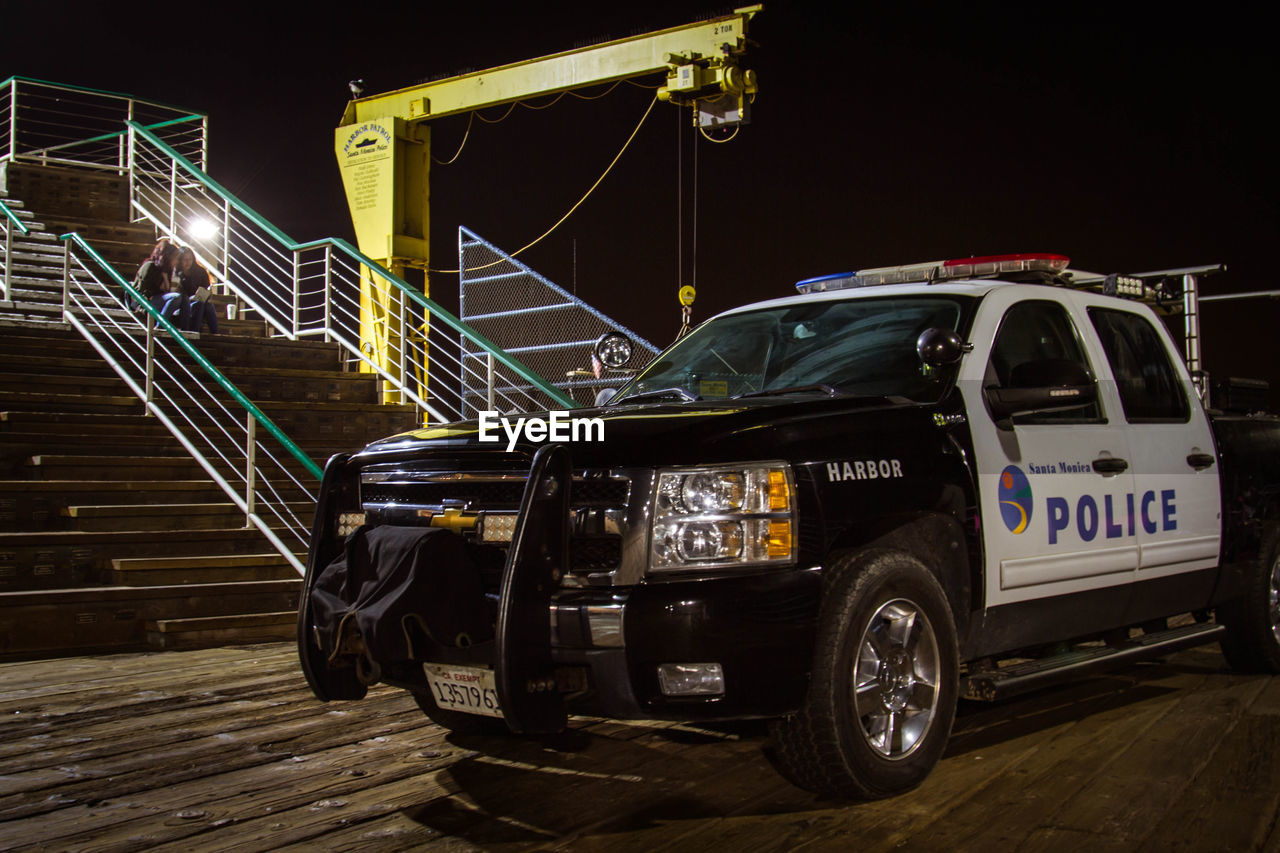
top-left (423, 663), bottom-right (503, 719)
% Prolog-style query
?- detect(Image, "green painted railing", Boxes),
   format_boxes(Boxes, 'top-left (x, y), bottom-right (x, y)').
top-left (60, 232), bottom-right (323, 480)
top-left (3, 77), bottom-right (208, 170)
top-left (2, 75), bottom-right (205, 117)
top-left (127, 121), bottom-right (576, 412)
top-left (0, 198), bottom-right (31, 236)
top-left (1, 196), bottom-right (30, 301)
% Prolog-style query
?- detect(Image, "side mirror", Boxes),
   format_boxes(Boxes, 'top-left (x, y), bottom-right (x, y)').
top-left (594, 387), bottom-right (619, 407)
top-left (985, 358), bottom-right (1098, 424)
top-left (594, 332), bottom-right (633, 369)
top-left (916, 328), bottom-right (968, 367)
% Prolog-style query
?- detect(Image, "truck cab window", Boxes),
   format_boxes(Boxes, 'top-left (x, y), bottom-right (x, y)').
top-left (987, 299), bottom-right (1101, 423)
top-left (1088, 307), bottom-right (1190, 423)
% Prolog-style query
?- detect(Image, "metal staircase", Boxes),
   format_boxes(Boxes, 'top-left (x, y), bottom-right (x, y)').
top-left (0, 76), bottom-right (601, 658)
top-left (0, 183), bottom-right (420, 657)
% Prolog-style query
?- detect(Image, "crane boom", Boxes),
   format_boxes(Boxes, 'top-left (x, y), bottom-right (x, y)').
top-left (341, 8), bottom-right (759, 126)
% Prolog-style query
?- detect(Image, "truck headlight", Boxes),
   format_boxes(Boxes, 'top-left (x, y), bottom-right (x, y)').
top-left (650, 463), bottom-right (796, 572)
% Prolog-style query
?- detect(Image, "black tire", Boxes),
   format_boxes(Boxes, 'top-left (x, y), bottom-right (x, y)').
top-left (1218, 535), bottom-right (1280, 674)
top-left (410, 689), bottom-right (508, 735)
top-left (768, 548), bottom-right (959, 800)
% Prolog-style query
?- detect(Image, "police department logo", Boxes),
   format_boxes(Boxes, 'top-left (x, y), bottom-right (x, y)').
top-left (999, 465), bottom-right (1033, 534)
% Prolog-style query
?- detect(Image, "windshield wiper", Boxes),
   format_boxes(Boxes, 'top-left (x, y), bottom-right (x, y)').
top-left (735, 383), bottom-right (842, 399)
top-left (613, 386), bottom-right (699, 404)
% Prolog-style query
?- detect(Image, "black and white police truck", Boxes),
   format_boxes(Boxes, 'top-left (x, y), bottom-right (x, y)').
top-left (298, 252), bottom-right (1280, 799)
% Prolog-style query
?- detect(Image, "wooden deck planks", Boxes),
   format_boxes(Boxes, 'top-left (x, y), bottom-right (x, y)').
top-left (0, 642), bottom-right (1276, 851)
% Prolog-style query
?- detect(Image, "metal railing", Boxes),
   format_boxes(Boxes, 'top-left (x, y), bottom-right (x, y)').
top-left (59, 233), bottom-right (320, 573)
top-left (125, 121), bottom-right (573, 421)
top-left (0, 197), bottom-right (29, 302)
top-left (459, 227), bottom-right (660, 413)
top-left (1, 76), bottom-right (570, 422)
top-left (1, 76), bottom-right (206, 172)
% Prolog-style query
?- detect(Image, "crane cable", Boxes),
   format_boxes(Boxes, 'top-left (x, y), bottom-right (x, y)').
top-left (430, 93), bottom-right (659, 274)
top-left (699, 125), bottom-right (739, 143)
top-left (431, 111), bottom-right (474, 165)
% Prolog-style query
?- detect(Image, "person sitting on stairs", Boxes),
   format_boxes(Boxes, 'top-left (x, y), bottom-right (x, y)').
top-left (172, 247), bottom-right (217, 334)
top-left (130, 240), bottom-right (177, 317)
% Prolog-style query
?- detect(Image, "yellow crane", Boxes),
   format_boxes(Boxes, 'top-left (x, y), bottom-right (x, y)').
top-left (334, 6), bottom-right (761, 394)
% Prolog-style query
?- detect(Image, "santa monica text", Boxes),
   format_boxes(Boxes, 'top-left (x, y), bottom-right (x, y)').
top-left (477, 411), bottom-right (605, 452)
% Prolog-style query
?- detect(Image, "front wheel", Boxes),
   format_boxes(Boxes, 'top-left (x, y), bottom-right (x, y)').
top-left (769, 549), bottom-right (959, 799)
top-left (1218, 536), bottom-right (1280, 673)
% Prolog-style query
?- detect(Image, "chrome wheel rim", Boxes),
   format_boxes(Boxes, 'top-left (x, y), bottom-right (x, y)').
top-left (853, 598), bottom-right (939, 760)
top-left (1270, 554), bottom-right (1280, 644)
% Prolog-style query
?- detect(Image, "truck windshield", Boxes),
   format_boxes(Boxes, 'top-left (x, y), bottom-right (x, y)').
top-left (613, 295), bottom-right (972, 404)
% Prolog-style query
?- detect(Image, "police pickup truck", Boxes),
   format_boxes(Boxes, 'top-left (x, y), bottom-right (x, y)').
top-left (298, 252), bottom-right (1280, 800)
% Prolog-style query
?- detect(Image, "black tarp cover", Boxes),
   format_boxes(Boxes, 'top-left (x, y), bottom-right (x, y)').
top-left (309, 525), bottom-right (494, 666)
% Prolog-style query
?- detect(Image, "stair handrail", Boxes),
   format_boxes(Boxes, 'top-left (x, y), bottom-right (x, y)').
top-left (59, 232), bottom-right (322, 574)
top-left (124, 121), bottom-right (576, 414)
top-left (59, 233), bottom-right (322, 480)
top-left (299, 235), bottom-right (578, 409)
top-left (0, 197), bottom-right (29, 302)
top-left (3, 76), bottom-right (207, 170)
top-left (0, 198), bottom-right (30, 235)
top-left (29, 115), bottom-right (205, 162)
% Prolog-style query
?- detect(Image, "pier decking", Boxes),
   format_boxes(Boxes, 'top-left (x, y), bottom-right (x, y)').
top-left (1, 642), bottom-right (1277, 851)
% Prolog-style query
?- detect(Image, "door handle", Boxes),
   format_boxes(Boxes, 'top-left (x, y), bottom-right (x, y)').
top-left (1092, 456), bottom-right (1129, 475)
top-left (1187, 452), bottom-right (1216, 471)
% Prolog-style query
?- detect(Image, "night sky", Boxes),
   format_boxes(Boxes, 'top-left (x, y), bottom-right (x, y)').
top-left (4, 2), bottom-right (1277, 392)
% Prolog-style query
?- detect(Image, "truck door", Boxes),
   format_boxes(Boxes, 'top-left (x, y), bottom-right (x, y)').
top-left (962, 290), bottom-right (1138, 624)
top-left (1085, 303), bottom-right (1222, 615)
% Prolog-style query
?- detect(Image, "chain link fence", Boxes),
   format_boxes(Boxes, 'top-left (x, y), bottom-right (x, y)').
top-left (458, 226), bottom-right (658, 414)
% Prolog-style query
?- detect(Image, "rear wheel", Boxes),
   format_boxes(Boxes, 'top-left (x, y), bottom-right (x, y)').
top-left (769, 549), bottom-right (959, 799)
top-left (1219, 537), bottom-right (1280, 673)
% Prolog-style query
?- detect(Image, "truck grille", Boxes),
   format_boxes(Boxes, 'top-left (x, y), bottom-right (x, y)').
top-left (360, 473), bottom-right (628, 511)
top-left (358, 468), bottom-right (630, 577)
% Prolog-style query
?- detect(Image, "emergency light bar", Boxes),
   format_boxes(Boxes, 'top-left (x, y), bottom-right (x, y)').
top-left (795, 253), bottom-right (1071, 294)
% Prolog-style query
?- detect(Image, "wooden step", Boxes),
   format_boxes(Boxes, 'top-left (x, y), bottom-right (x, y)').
top-left (0, 479), bottom-right (231, 530)
top-left (0, 426), bottom-right (356, 458)
top-left (0, 431), bottom-right (181, 450)
top-left (62, 501), bottom-right (315, 533)
top-left (0, 303), bottom-right (70, 323)
top-left (0, 273), bottom-right (75, 290)
top-left (0, 526), bottom-right (293, 589)
top-left (1, 259), bottom-right (66, 276)
top-left (0, 320), bottom-right (344, 370)
top-left (0, 410), bottom-right (168, 433)
top-left (1, 437), bottom-right (187, 476)
top-left (144, 611), bottom-right (296, 650)
top-left (0, 431), bottom-right (363, 470)
top-left (0, 411), bottom-right (397, 451)
top-left (22, 453), bottom-right (321, 483)
top-left (0, 371), bottom-right (132, 396)
top-left (109, 552), bottom-right (300, 585)
top-left (3, 279), bottom-right (113, 299)
top-left (0, 579), bottom-right (301, 660)
top-left (6, 366), bottom-right (386, 406)
top-left (0, 354), bottom-right (118, 379)
top-left (0, 390), bottom-right (142, 415)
